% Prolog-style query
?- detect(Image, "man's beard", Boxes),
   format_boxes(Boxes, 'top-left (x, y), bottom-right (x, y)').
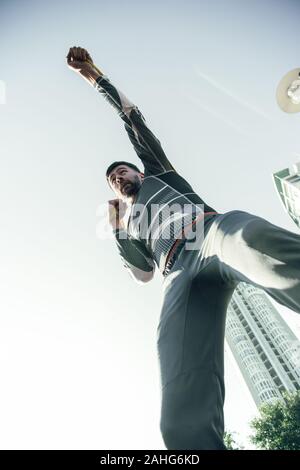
top-left (122, 175), bottom-right (142, 196)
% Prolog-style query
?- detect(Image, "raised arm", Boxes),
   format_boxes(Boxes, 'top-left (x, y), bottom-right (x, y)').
top-left (66, 46), bottom-right (175, 177)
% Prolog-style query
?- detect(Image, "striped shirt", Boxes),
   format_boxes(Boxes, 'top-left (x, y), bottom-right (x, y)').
top-left (94, 75), bottom-right (218, 283)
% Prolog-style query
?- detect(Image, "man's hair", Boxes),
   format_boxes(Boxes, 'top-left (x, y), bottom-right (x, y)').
top-left (106, 161), bottom-right (142, 181)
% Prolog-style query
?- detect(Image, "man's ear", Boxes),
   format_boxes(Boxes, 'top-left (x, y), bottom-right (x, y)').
top-left (140, 172), bottom-right (145, 180)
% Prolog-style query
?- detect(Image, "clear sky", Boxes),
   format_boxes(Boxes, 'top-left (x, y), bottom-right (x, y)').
top-left (1, 0), bottom-right (300, 450)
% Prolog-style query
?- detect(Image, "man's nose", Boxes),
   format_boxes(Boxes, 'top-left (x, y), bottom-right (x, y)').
top-left (116, 176), bottom-right (123, 187)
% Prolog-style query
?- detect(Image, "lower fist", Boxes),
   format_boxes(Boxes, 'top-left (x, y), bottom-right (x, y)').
top-left (108, 199), bottom-right (127, 230)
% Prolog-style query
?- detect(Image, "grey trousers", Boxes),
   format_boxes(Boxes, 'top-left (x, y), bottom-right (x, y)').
top-left (156, 210), bottom-right (300, 450)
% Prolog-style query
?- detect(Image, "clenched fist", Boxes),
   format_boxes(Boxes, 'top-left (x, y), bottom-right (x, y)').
top-left (66, 46), bottom-right (94, 72)
top-left (108, 199), bottom-right (128, 230)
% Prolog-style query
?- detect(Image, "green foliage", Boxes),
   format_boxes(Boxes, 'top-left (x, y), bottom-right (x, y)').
top-left (250, 391), bottom-right (300, 450)
top-left (224, 430), bottom-right (244, 450)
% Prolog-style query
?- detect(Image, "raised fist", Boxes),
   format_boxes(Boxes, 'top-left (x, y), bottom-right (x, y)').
top-left (66, 46), bottom-right (94, 71)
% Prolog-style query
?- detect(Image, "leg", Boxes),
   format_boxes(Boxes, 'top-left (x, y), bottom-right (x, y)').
top-left (210, 210), bottom-right (300, 314)
top-left (157, 258), bottom-right (235, 450)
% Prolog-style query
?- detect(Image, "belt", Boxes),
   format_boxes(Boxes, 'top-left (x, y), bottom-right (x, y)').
top-left (162, 211), bottom-right (219, 277)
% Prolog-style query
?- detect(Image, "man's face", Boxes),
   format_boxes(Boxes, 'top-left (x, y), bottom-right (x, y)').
top-left (108, 165), bottom-right (144, 201)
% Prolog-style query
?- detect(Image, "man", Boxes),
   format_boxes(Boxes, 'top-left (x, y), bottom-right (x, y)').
top-left (67, 46), bottom-right (300, 450)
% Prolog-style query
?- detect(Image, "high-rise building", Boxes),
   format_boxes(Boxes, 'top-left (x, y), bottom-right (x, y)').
top-left (272, 161), bottom-right (300, 228)
top-left (226, 283), bottom-right (300, 407)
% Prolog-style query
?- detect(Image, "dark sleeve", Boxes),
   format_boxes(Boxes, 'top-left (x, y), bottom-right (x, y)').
top-left (93, 75), bottom-right (175, 177)
top-left (113, 228), bottom-right (155, 284)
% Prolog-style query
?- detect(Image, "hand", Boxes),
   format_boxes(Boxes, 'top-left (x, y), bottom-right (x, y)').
top-left (108, 199), bottom-right (127, 230)
top-left (66, 46), bottom-right (95, 73)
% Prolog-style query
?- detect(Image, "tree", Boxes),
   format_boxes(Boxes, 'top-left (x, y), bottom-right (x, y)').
top-left (250, 391), bottom-right (300, 450)
top-left (224, 430), bottom-right (244, 450)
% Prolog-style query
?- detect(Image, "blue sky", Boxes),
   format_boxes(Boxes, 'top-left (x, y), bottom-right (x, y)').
top-left (1, 0), bottom-right (300, 449)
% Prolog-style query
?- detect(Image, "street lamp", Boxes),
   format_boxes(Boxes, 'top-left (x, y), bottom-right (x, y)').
top-left (276, 68), bottom-right (300, 113)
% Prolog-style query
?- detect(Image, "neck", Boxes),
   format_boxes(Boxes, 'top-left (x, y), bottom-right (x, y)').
top-left (126, 192), bottom-right (137, 204)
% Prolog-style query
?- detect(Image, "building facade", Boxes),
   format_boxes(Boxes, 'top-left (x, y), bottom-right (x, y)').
top-left (226, 283), bottom-right (300, 407)
top-left (272, 161), bottom-right (300, 228)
